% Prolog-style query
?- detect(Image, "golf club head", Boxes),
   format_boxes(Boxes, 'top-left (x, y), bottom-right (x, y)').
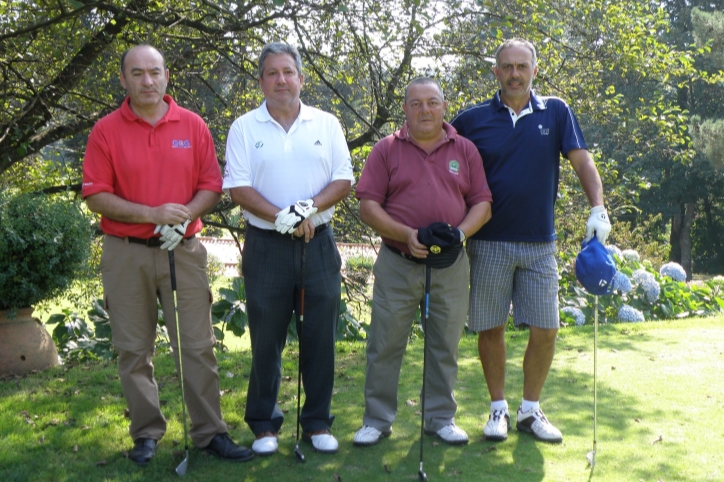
top-left (586, 450), bottom-right (596, 467)
top-left (175, 456), bottom-right (188, 476)
top-left (294, 444), bottom-right (306, 463)
top-left (418, 469), bottom-right (428, 481)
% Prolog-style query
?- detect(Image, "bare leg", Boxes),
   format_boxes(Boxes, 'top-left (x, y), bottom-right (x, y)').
top-left (522, 326), bottom-right (558, 401)
top-left (477, 325), bottom-right (507, 401)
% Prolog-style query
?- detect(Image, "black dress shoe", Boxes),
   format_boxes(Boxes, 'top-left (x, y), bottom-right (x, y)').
top-left (204, 433), bottom-right (254, 462)
top-left (129, 438), bottom-right (158, 466)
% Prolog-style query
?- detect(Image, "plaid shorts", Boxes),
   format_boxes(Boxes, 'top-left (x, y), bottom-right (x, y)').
top-left (467, 239), bottom-right (559, 332)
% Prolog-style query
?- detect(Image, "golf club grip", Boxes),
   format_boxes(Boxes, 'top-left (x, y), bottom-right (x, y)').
top-left (169, 250), bottom-right (177, 291)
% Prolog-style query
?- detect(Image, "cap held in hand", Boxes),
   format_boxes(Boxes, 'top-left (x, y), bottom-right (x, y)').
top-left (417, 222), bottom-right (463, 269)
top-left (575, 237), bottom-right (616, 296)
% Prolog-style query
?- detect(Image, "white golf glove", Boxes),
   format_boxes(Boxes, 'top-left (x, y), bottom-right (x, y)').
top-left (585, 206), bottom-right (611, 244)
top-left (154, 219), bottom-right (190, 251)
top-left (275, 199), bottom-right (318, 234)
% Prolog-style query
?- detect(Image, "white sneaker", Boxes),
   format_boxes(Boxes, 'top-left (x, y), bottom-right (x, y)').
top-left (353, 425), bottom-right (391, 446)
top-left (483, 408), bottom-right (510, 441)
top-left (516, 406), bottom-right (563, 443)
top-left (251, 432), bottom-right (278, 455)
top-left (303, 430), bottom-right (339, 454)
top-left (425, 423), bottom-right (469, 445)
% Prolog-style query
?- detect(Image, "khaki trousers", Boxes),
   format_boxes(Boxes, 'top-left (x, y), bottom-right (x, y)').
top-left (101, 235), bottom-right (226, 447)
top-left (362, 244), bottom-right (469, 432)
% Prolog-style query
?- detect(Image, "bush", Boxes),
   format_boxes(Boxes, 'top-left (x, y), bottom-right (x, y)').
top-left (0, 191), bottom-right (92, 313)
top-left (344, 255), bottom-right (374, 285)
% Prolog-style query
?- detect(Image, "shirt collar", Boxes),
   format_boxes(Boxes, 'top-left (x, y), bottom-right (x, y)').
top-left (256, 100), bottom-right (312, 123)
top-left (492, 89), bottom-right (546, 112)
top-left (120, 94), bottom-right (179, 123)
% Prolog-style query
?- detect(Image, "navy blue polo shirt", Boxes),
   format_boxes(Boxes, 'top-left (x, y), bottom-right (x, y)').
top-left (451, 90), bottom-right (587, 242)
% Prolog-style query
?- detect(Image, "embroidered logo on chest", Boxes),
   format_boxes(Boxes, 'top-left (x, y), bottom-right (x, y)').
top-left (448, 160), bottom-right (460, 175)
top-left (172, 140), bottom-right (192, 148)
top-left (255, 141), bottom-right (264, 148)
top-left (538, 124), bottom-right (550, 135)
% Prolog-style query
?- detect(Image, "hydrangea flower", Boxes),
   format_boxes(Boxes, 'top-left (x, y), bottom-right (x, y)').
top-left (605, 245), bottom-right (622, 259)
top-left (622, 249), bottom-right (640, 262)
top-left (561, 307), bottom-right (585, 326)
top-left (659, 262), bottom-right (686, 282)
top-left (618, 305), bottom-right (645, 323)
top-left (631, 269), bottom-right (655, 286)
top-left (642, 278), bottom-right (661, 303)
top-left (612, 271), bottom-right (632, 293)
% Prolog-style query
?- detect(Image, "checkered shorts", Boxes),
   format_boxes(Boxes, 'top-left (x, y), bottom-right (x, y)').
top-left (467, 240), bottom-right (559, 332)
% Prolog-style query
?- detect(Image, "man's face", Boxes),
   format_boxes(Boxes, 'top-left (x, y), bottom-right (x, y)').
top-left (119, 46), bottom-right (168, 110)
top-left (402, 83), bottom-right (447, 141)
top-left (494, 45), bottom-right (538, 103)
top-left (258, 53), bottom-right (304, 107)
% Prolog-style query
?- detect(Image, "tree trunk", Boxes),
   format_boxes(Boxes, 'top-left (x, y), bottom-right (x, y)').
top-left (680, 202), bottom-right (695, 281)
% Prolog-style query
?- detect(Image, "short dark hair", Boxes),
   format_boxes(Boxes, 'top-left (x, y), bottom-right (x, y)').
top-left (404, 77), bottom-right (445, 103)
top-left (120, 44), bottom-right (166, 74)
top-left (494, 38), bottom-right (537, 67)
top-left (258, 42), bottom-right (303, 78)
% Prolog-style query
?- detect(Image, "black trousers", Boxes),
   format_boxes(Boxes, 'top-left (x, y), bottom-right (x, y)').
top-left (242, 225), bottom-right (341, 435)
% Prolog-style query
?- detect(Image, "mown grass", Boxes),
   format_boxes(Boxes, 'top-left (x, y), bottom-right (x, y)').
top-left (1, 317), bottom-right (723, 481)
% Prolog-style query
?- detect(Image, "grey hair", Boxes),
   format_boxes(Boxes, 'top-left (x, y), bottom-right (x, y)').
top-left (494, 38), bottom-right (537, 67)
top-left (404, 77), bottom-right (445, 103)
top-left (258, 42), bottom-right (303, 78)
top-left (120, 44), bottom-right (166, 74)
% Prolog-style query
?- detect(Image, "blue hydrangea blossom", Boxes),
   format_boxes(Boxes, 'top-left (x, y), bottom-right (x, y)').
top-left (622, 249), bottom-right (640, 262)
top-left (618, 304), bottom-right (645, 322)
top-left (561, 307), bottom-right (586, 326)
top-left (659, 262), bottom-right (686, 282)
top-left (605, 245), bottom-right (622, 259)
top-left (612, 271), bottom-right (632, 293)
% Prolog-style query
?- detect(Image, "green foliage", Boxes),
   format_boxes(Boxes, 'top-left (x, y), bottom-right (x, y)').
top-left (344, 255), bottom-right (374, 285)
top-left (690, 116), bottom-right (724, 170)
top-left (0, 191), bottom-right (92, 313)
top-left (211, 277), bottom-right (249, 348)
top-left (206, 253), bottom-right (225, 286)
top-left (49, 300), bottom-right (114, 362)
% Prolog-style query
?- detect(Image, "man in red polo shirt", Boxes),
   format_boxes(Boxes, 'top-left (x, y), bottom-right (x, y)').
top-left (82, 44), bottom-right (252, 466)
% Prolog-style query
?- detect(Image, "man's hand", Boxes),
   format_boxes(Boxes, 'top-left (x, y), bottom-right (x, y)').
top-left (585, 206), bottom-right (611, 244)
top-left (275, 199), bottom-right (318, 234)
top-left (154, 219), bottom-right (190, 251)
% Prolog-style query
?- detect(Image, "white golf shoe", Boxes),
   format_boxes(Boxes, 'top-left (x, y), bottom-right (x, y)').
top-left (483, 408), bottom-right (510, 441)
top-left (303, 430), bottom-right (339, 454)
top-left (251, 432), bottom-right (278, 455)
top-left (353, 425), bottom-right (391, 446)
top-left (424, 423), bottom-right (469, 445)
top-left (516, 406), bottom-right (563, 443)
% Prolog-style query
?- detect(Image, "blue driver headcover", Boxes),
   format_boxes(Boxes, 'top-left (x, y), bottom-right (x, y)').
top-left (575, 237), bottom-right (616, 296)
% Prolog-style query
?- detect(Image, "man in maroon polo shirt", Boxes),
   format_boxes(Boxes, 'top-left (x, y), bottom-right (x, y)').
top-left (82, 44), bottom-right (252, 466)
top-left (352, 77), bottom-right (493, 446)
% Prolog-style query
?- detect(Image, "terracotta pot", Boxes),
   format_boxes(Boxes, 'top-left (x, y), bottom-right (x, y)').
top-left (0, 308), bottom-right (59, 377)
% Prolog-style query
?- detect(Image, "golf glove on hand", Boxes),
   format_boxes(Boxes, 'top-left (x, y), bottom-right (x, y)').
top-left (275, 199), bottom-right (317, 234)
top-left (585, 206), bottom-right (611, 244)
top-left (154, 219), bottom-right (190, 251)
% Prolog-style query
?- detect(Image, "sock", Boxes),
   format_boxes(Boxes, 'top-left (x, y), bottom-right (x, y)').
top-left (521, 399), bottom-right (539, 413)
top-left (490, 400), bottom-right (508, 412)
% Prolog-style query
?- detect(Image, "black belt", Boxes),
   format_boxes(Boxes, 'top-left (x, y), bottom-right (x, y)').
top-left (125, 235), bottom-right (195, 247)
top-left (385, 244), bottom-right (423, 263)
top-left (248, 223), bottom-right (329, 238)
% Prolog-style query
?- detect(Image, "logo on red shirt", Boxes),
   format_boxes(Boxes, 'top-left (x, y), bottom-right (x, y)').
top-left (172, 140), bottom-right (192, 148)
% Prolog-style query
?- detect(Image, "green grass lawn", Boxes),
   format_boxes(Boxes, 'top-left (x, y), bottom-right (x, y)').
top-left (1, 317), bottom-right (723, 481)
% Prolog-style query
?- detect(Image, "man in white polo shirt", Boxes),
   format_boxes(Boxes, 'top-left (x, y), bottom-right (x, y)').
top-left (223, 42), bottom-right (354, 456)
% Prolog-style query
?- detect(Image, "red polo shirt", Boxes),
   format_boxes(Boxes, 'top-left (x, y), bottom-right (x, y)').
top-left (356, 122), bottom-right (493, 255)
top-left (82, 95), bottom-right (222, 238)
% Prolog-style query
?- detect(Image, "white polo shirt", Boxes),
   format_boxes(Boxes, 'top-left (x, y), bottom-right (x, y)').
top-left (223, 101), bottom-right (355, 229)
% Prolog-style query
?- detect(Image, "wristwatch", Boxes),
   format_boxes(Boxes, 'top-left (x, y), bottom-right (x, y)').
top-left (459, 228), bottom-right (466, 243)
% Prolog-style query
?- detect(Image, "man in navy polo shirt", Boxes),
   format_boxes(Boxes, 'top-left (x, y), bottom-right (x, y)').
top-left (451, 38), bottom-right (612, 443)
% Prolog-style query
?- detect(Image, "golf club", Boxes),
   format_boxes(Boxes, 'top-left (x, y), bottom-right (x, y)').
top-left (169, 250), bottom-right (190, 476)
top-left (294, 240), bottom-right (306, 463)
top-left (418, 265), bottom-right (431, 482)
top-left (587, 295), bottom-right (599, 468)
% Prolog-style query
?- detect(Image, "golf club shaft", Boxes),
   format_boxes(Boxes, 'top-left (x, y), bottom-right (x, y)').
top-left (593, 295), bottom-right (598, 455)
top-left (419, 265), bottom-right (431, 473)
top-left (169, 250), bottom-right (190, 474)
top-left (295, 240), bottom-right (306, 462)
